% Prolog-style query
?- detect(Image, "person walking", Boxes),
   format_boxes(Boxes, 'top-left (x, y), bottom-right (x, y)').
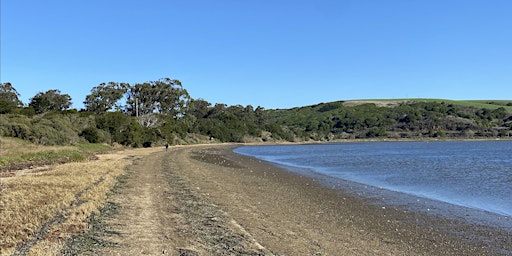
top-left (165, 143), bottom-right (169, 152)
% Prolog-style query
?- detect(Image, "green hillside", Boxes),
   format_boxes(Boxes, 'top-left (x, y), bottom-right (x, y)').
top-left (344, 99), bottom-right (512, 111)
top-left (265, 98), bottom-right (512, 140)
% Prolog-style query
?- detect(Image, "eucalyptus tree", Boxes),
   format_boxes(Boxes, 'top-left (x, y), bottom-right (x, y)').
top-left (0, 82), bottom-right (23, 114)
top-left (84, 82), bottom-right (129, 113)
top-left (154, 78), bottom-right (191, 118)
top-left (125, 78), bottom-right (191, 127)
top-left (188, 98), bottom-right (212, 119)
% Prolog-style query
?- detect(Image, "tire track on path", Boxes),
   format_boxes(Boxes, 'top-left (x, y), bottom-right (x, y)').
top-left (99, 148), bottom-right (271, 255)
top-left (100, 152), bottom-right (176, 255)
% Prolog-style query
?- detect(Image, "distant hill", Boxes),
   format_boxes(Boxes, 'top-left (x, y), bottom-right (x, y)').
top-left (342, 99), bottom-right (512, 111)
top-left (264, 99), bottom-right (512, 141)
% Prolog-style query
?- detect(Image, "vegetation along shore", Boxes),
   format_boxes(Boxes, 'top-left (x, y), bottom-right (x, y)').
top-left (1, 80), bottom-right (512, 147)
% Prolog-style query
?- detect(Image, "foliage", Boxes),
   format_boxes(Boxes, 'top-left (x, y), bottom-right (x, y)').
top-left (32, 112), bottom-right (82, 145)
top-left (0, 82), bottom-right (23, 114)
top-left (0, 114), bottom-right (33, 140)
top-left (190, 103), bottom-right (265, 142)
top-left (125, 78), bottom-right (190, 119)
top-left (95, 112), bottom-right (145, 147)
top-left (80, 127), bottom-right (101, 143)
top-left (17, 106), bottom-right (36, 117)
top-left (264, 100), bottom-right (512, 140)
top-left (2, 79), bottom-right (511, 147)
top-left (84, 82), bottom-right (128, 113)
top-left (29, 89), bottom-right (72, 114)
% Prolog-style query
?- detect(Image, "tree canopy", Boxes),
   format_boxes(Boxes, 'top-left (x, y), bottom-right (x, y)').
top-left (84, 82), bottom-right (128, 113)
top-left (29, 89), bottom-right (72, 114)
top-left (0, 82), bottom-right (23, 114)
top-left (125, 78), bottom-right (190, 118)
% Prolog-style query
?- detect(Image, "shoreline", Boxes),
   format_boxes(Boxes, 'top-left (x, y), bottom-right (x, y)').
top-left (241, 136), bottom-right (512, 146)
top-left (180, 144), bottom-right (511, 255)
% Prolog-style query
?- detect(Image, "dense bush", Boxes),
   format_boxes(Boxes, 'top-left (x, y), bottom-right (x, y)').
top-left (0, 115), bottom-right (32, 140)
top-left (31, 113), bottom-right (80, 145)
top-left (2, 123), bottom-right (32, 140)
top-left (80, 127), bottom-right (100, 143)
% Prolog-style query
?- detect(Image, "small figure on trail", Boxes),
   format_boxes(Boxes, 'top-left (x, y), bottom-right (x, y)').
top-left (165, 143), bottom-right (169, 152)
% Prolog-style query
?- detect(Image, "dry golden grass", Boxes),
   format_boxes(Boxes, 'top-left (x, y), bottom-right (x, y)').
top-left (0, 138), bottom-right (99, 174)
top-left (0, 137), bottom-right (75, 159)
top-left (0, 146), bottom-right (162, 255)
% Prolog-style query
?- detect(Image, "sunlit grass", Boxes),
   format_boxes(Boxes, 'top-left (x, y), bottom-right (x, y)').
top-left (75, 143), bottom-right (112, 153)
top-left (0, 138), bottom-right (112, 170)
top-left (0, 137), bottom-right (76, 158)
top-left (0, 138), bottom-right (161, 255)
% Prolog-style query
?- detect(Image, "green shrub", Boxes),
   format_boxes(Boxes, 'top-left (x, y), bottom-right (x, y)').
top-left (80, 127), bottom-right (100, 143)
top-left (31, 123), bottom-right (66, 145)
top-left (17, 107), bottom-right (36, 117)
top-left (2, 123), bottom-right (32, 139)
top-left (31, 113), bottom-right (80, 145)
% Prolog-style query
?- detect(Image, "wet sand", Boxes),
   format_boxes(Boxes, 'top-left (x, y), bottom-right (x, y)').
top-left (174, 144), bottom-right (510, 255)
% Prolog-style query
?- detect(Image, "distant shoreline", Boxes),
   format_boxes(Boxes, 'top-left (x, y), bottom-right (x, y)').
top-left (238, 136), bottom-right (512, 146)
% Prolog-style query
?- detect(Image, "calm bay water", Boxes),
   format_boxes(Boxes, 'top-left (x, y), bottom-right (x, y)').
top-left (234, 141), bottom-right (512, 224)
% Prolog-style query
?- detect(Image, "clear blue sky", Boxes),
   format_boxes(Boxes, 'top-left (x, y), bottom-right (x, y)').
top-left (1, 0), bottom-right (511, 110)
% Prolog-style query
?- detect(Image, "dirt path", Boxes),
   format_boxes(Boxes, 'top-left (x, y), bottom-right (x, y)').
top-left (86, 145), bottom-right (507, 256)
top-left (99, 148), bottom-right (271, 255)
top-left (99, 152), bottom-right (176, 255)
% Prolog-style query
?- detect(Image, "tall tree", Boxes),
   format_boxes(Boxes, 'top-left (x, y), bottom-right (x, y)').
top-left (29, 89), bottom-right (72, 114)
top-left (154, 78), bottom-right (190, 118)
top-left (187, 98), bottom-right (211, 119)
top-left (126, 78), bottom-right (190, 118)
top-left (0, 82), bottom-right (23, 114)
top-left (126, 82), bottom-right (152, 117)
top-left (84, 82), bottom-right (128, 113)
